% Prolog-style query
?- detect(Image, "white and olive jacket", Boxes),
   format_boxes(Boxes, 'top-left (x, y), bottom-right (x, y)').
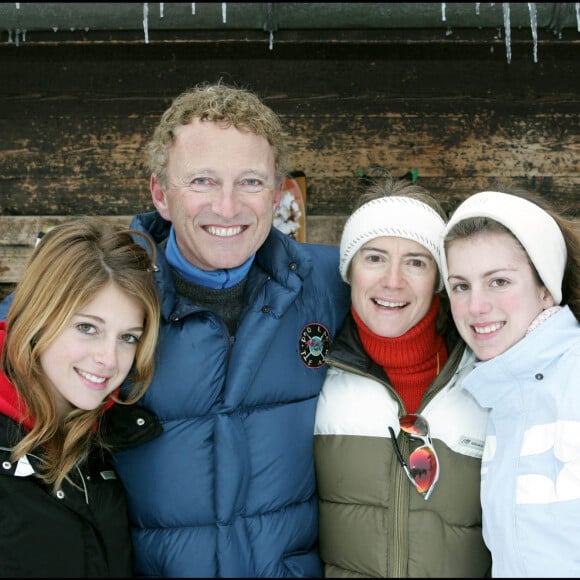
top-left (314, 313), bottom-right (492, 578)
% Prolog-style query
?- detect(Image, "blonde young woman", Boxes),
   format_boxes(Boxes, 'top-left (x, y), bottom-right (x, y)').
top-left (0, 218), bottom-right (161, 577)
top-left (314, 176), bottom-right (491, 577)
top-left (441, 190), bottom-right (580, 577)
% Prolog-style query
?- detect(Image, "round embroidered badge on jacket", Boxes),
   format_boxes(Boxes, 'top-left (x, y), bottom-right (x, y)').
top-left (299, 323), bottom-right (331, 368)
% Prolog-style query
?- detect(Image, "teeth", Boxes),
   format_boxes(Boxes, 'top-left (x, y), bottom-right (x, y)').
top-left (206, 226), bottom-right (243, 237)
top-left (375, 299), bottom-right (406, 308)
top-left (474, 322), bottom-right (503, 334)
top-left (78, 370), bottom-right (106, 384)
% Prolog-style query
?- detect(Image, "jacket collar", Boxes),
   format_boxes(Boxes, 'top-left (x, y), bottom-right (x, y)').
top-left (0, 323), bottom-right (33, 429)
top-left (130, 211), bottom-right (313, 318)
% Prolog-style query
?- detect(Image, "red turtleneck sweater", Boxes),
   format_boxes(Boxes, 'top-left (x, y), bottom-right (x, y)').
top-left (352, 296), bottom-right (448, 414)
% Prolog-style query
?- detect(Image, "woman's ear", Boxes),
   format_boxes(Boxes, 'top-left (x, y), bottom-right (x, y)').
top-left (541, 286), bottom-right (556, 309)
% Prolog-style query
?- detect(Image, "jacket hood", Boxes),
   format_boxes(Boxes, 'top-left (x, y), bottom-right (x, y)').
top-left (0, 322), bottom-right (33, 429)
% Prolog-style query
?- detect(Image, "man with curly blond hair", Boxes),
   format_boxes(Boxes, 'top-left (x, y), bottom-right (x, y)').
top-left (111, 81), bottom-right (350, 577)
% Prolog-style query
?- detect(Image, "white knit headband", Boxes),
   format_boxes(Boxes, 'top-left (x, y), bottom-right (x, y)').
top-left (339, 196), bottom-right (446, 290)
top-left (441, 191), bottom-right (567, 304)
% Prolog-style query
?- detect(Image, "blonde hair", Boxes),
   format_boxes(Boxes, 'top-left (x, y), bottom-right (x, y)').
top-left (148, 80), bottom-right (289, 188)
top-left (1, 217), bottom-right (161, 492)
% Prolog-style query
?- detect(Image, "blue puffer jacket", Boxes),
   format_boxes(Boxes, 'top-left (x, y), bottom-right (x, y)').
top-left (0, 294), bottom-right (11, 319)
top-left (112, 211), bottom-right (351, 578)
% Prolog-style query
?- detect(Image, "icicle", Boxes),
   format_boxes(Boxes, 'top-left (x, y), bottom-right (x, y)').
top-left (441, 2), bottom-right (446, 21)
top-left (160, 3), bottom-right (164, 18)
top-left (475, 3), bottom-right (480, 15)
top-left (191, 3), bottom-right (195, 15)
top-left (15, 28), bottom-right (20, 47)
top-left (222, 2), bottom-right (227, 23)
top-left (528, 3), bottom-right (538, 63)
top-left (502, 2), bottom-right (512, 64)
top-left (547, 3), bottom-right (567, 39)
top-left (576, 3), bottom-right (579, 31)
top-left (7, 29), bottom-right (12, 43)
top-left (143, 3), bottom-right (149, 44)
top-left (15, 3), bottom-right (20, 8)
top-left (266, 3), bottom-right (275, 51)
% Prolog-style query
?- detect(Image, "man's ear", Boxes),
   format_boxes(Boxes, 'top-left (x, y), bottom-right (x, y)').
top-left (151, 174), bottom-right (171, 221)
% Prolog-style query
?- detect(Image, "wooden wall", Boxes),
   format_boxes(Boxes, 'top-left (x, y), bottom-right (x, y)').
top-left (1, 28), bottom-right (579, 300)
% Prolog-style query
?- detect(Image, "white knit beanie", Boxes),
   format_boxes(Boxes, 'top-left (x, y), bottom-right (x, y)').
top-left (441, 191), bottom-right (567, 304)
top-left (339, 196), bottom-right (446, 290)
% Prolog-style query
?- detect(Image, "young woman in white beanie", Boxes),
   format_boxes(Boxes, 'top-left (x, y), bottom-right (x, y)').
top-left (441, 189), bottom-right (580, 578)
top-left (314, 175), bottom-right (491, 578)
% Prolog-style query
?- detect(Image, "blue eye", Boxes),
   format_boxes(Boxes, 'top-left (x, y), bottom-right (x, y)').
top-left (238, 178), bottom-right (266, 193)
top-left (191, 177), bottom-right (214, 188)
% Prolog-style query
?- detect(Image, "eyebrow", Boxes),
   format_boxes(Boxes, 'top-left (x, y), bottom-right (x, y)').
top-left (448, 266), bottom-right (519, 281)
top-left (186, 167), bottom-right (268, 177)
top-left (361, 246), bottom-right (433, 260)
top-left (75, 312), bottom-right (105, 323)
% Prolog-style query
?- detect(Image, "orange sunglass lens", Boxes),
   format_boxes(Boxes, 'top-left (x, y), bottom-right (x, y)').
top-left (400, 414), bottom-right (429, 436)
top-left (408, 447), bottom-right (438, 493)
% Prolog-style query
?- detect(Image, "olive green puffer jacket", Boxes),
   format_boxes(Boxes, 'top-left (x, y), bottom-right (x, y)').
top-left (314, 313), bottom-right (491, 578)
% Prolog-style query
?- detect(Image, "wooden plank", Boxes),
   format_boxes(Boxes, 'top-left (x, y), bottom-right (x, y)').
top-left (0, 216), bottom-right (132, 246)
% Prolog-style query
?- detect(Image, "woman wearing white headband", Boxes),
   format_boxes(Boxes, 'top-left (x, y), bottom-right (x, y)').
top-left (441, 189), bottom-right (580, 578)
top-left (314, 175), bottom-right (491, 577)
